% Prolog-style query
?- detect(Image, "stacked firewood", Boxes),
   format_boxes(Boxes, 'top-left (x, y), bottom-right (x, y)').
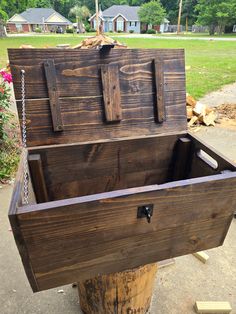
top-left (186, 94), bottom-right (217, 127)
top-left (73, 34), bottom-right (127, 49)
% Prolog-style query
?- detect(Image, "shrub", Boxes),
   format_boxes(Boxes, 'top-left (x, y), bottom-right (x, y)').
top-left (34, 27), bottom-right (42, 33)
top-left (129, 30), bottom-right (134, 33)
top-left (141, 29), bottom-right (147, 34)
top-left (0, 67), bottom-right (21, 182)
top-left (90, 28), bottom-right (96, 32)
top-left (85, 25), bottom-right (91, 32)
top-left (117, 29), bottom-right (122, 33)
top-left (109, 30), bottom-right (113, 33)
top-left (66, 28), bottom-right (74, 33)
top-left (147, 29), bottom-right (156, 34)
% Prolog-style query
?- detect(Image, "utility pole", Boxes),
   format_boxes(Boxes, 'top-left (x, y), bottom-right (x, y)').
top-left (95, 0), bottom-right (99, 35)
top-left (177, 0), bottom-right (183, 34)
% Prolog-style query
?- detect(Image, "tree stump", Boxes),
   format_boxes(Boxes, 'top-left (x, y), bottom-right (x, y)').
top-left (78, 263), bottom-right (157, 314)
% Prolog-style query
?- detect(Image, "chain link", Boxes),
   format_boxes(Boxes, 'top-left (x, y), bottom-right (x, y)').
top-left (21, 69), bottom-right (29, 204)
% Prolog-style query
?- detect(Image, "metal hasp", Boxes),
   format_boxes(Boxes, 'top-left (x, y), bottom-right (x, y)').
top-left (137, 205), bottom-right (154, 223)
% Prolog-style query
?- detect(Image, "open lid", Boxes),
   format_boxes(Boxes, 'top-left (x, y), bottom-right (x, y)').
top-left (8, 48), bottom-right (186, 147)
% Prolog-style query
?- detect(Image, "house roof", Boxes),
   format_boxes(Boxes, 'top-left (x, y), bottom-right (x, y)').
top-left (8, 8), bottom-right (72, 24)
top-left (102, 5), bottom-right (140, 21)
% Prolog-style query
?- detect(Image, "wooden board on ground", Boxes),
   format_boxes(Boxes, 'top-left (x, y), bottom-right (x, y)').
top-left (193, 251), bottom-right (209, 264)
top-left (194, 301), bottom-right (232, 313)
top-left (158, 258), bottom-right (175, 269)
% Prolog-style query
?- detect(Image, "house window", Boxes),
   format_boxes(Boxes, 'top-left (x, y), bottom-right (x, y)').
top-left (15, 24), bottom-right (23, 32)
top-left (135, 22), bottom-right (137, 27)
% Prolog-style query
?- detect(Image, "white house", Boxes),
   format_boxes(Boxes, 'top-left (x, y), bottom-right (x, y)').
top-left (89, 5), bottom-right (169, 33)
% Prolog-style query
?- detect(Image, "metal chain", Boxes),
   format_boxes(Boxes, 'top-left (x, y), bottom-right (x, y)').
top-left (21, 69), bottom-right (29, 204)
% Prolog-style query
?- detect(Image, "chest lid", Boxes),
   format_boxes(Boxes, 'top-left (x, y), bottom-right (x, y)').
top-left (8, 48), bottom-right (186, 147)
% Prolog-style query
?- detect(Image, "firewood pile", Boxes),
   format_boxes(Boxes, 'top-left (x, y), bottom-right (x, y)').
top-left (187, 94), bottom-right (217, 127)
top-left (73, 34), bottom-right (127, 49)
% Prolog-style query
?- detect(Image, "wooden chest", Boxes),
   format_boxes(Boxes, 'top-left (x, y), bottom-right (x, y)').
top-left (8, 48), bottom-right (236, 292)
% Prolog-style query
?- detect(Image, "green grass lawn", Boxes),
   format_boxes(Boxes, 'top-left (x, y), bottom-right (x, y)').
top-left (1, 34), bottom-right (236, 99)
top-left (156, 32), bottom-right (236, 38)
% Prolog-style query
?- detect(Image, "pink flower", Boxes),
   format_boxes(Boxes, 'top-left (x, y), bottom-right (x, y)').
top-left (0, 70), bottom-right (12, 84)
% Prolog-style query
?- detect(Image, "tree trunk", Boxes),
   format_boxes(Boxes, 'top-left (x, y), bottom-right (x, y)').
top-left (218, 24), bottom-right (225, 35)
top-left (78, 263), bottom-right (158, 314)
top-left (209, 24), bottom-right (216, 36)
top-left (77, 19), bottom-right (84, 33)
top-left (0, 20), bottom-right (6, 37)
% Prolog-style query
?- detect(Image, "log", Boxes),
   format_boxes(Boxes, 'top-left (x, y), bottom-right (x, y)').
top-left (78, 263), bottom-right (157, 314)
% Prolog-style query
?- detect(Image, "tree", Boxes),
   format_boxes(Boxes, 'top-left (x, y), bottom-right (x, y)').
top-left (182, 0), bottom-right (198, 26)
top-left (138, 0), bottom-right (166, 28)
top-left (69, 4), bottom-right (90, 32)
top-left (196, 0), bottom-right (236, 35)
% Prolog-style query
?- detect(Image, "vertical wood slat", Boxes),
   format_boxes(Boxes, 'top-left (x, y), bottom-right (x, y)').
top-left (44, 59), bottom-right (63, 132)
top-left (101, 64), bottom-right (122, 122)
top-left (172, 137), bottom-right (192, 181)
top-left (154, 60), bottom-right (165, 123)
top-left (28, 154), bottom-right (49, 203)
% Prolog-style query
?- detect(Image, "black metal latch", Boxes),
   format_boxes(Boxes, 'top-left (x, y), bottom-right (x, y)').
top-left (137, 204), bottom-right (153, 223)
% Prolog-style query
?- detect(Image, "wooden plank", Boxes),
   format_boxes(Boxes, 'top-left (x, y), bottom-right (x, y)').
top-left (158, 258), bottom-right (175, 269)
top-left (194, 301), bottom-right (232, 313)
top-left (154, 60), bottom-right (165, 123)
top-left (101, 64), bottom-right (122, 122)
top-left (193, 251), bottom-right (209, 263)
top-left (28, 154), bottom-right (49, 203)
top-left (188, 133), bottom-right (236, 178)
top-left (172, 137), bottom-right (192, 181)
top-left (16, 173), bottom-right (236, 291)
top-left (8, 153), bottom-right (39, 292)
top-left (8, 49), bottom-right (187, 146)
top-left (44, 59), bottom-right (63, 132)
top-left (30, 134), bottom-right (181, 200)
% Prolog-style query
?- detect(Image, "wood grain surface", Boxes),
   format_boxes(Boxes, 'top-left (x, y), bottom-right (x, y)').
top-left (78, 263), bottom-right (157, 314)
top-left (8, 49), bottom-right (186, 146)
top-left (14, 169), bottom-right (236, 291)
top-left (101, 64), bottom-right (122, 122)
top-left (29, 134), bottom-right (181, 201)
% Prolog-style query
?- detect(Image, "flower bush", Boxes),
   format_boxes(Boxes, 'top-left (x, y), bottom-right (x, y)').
top-left (0, 66), bottom-right (21, 182)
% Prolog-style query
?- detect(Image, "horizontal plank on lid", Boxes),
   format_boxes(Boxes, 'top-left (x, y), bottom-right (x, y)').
top-left (9, 48), bottom-right (186, 146)
top-left (16, 93), bottom-right (186, 146)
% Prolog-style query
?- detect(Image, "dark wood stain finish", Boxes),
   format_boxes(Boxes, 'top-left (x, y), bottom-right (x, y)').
top-left (8, 48), bottom-right (236, 293)
top-left (28, 154), bottom-right (49, 203)
top-left (43, 59), bottom-right (63, 132)
top-left (154, 59), bottom-right (165, 122)
top-left (9, 49), bottom-right (186, 147)
top-left (101, 64), bottom-right (122, 122)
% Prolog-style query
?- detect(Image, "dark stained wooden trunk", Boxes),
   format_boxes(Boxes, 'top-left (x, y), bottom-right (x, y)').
top-left (8, 48), bottom-right (236, 293)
